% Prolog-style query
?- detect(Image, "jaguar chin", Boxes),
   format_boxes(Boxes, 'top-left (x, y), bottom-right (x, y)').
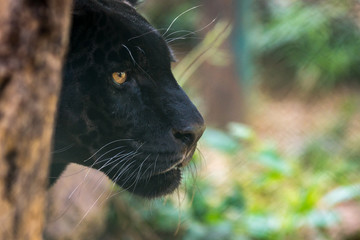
top-left (117, 167), bottom-right (183, 198)
top-left (50, 0), bottom-right (205, 198)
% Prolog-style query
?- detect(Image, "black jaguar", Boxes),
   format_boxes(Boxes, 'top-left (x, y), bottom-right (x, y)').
top-left (51, 0), bottom-right (205, 198)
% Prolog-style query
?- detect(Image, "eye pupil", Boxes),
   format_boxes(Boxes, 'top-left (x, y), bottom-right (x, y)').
top-left (112, 72), bottom-right (127, 85)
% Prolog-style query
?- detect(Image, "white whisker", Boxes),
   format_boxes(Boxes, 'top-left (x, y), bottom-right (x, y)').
top-left (122, 44), bottom-right (137, 65)
top-left (52, 144), bottom-right (74, 154)
top-left (83, 139), bottom-right (131, 162)
top-left (90, 146), bottom-right (125, 167)
top-left (166, 18), bottom-right (217, 44)
top-left (75, 189), bottom-right (106, 228)
top-left (163, 5), bottom-right (202, 38)
top-left (127, 28), bottom-right (167, 41)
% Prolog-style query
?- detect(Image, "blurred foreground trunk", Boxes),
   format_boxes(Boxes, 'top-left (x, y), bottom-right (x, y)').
top-left (0, 0), bottom-right (72, 239)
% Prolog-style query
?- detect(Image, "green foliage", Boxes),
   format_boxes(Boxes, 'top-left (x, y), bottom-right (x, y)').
top-left (254, 1), bottom-right (360, 91)
top-left (103, 2), bottom-right (360, 239)
top-left (114, 114), bottom-right (360, 239)
top-left (202, 128), bottom-right (240, 153)
top-left (323, 184), bottom-right (360, 207)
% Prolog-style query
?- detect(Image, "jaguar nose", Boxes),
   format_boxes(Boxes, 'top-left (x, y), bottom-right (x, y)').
top-left (172, 123), bottom-right (206, 148)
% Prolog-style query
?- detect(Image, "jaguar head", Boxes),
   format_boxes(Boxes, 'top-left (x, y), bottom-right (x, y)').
top-left (53, 0), bottom-right (205, 198)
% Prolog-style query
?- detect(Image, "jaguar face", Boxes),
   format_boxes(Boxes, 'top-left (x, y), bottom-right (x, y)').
top-left (52, 0), bottom-right (205, 198)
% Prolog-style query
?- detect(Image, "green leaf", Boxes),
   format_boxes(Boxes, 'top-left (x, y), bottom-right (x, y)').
top-left (322, 184), bottom-right (360, 206)
top-left (257, 149), bottom-right (291, 175)
top-left (227, 122), bottom-right (255, 141)
top-left (245, 214), bottom-right (280, 238)
top-left (305, 210), bottom-right (339, 228)
top-left (202, 128), bottom-right (240, 153)
top-left (219, 187), bottom-right (246, 212)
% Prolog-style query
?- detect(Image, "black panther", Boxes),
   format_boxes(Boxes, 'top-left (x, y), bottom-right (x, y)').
top-left (51, 0), bottom-right (205, 198)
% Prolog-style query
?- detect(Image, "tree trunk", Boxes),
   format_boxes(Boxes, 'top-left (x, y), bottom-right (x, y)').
top-left (0, 0), bottom-right (72, 239)
top-left (198, 0), bottom-right (244, 126)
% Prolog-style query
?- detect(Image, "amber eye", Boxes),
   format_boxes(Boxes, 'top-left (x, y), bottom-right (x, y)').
top-left (112, 72), bottom-right (127, 85)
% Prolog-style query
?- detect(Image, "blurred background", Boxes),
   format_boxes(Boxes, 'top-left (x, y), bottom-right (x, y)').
top-left (45, 0), bottom-right (360, 239)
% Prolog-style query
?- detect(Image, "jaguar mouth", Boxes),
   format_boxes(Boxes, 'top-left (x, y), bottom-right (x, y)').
top-left (118, 167), bottom-right (182, 198)
top-left (116, 152), bottom-right (194, 198)
top-left (103, 146), bottom-right (196, 198)
top-left (155, 159), bottom-right (184, 175)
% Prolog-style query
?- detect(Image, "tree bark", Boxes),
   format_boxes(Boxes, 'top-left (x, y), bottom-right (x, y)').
top-left (0, 0), bottom-right (72, 239)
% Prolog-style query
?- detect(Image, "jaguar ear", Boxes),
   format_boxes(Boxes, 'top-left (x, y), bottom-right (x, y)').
top-left (73, 0), bottom-right (142, 15)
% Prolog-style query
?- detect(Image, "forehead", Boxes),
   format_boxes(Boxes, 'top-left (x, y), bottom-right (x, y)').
top-left (107, 3), bottom-right (175, 63)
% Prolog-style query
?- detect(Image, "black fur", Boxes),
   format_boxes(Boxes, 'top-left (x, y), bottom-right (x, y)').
top-left (51, 0), bottom-right (205, 198)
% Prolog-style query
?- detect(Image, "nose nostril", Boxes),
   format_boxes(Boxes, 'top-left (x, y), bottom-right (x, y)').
top-left (173, 131), bottom-right (195, 147)
top-left (172, 124), bottom-right (206, 147)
